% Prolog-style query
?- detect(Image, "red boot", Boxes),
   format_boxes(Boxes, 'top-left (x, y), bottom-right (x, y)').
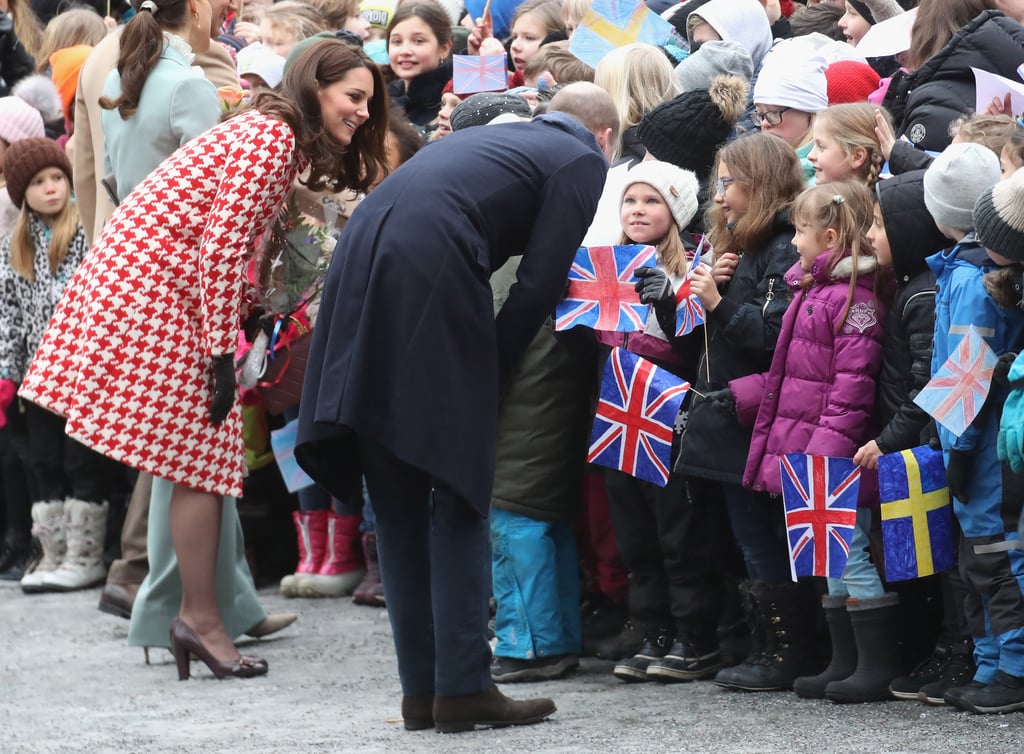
top-left (300, 513), bottom-right (365, 598)
top-left (353, 531), bottom-right (386, 607)
top-left (279, 510), bottom-right (328, 598)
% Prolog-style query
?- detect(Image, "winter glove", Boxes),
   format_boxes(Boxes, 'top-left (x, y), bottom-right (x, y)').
top-left (634, 266), bottom-right (674, 305)
top-left (944, 449), bottom-right (975, 503)
top-left (703, 387), bottom-right (735, 417)
top-left (209, 353), bottom-right (237, 426)
top-left (994, 351), bottom-right (1019, 387)
top-left (0, 379), bottom-right (16, 429)
top-left (242, 309), bottom-right (269, 343)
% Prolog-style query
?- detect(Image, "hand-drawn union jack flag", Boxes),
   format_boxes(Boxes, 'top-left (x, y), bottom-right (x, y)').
top-left (913, 325), bottom-right (996, 438)
top-left (588, 348), bottom-right (689, 487)
top-left (555, 244), bottom-right (655, 332)
top-left (675, 249), bottom-right (705, 337)
top-left (780, 454), bottom-right (861, 580)
top-left (452, 53), bottom-right (509, 94)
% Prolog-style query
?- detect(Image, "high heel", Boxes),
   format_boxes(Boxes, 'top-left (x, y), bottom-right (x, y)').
top-left (168, 617), bottom-right (269, 681)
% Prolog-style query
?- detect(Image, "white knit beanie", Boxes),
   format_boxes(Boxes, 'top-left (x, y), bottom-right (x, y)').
top-left (923, 143), bottom-right (1001, 232)
top-left (622, 161), bottom-right (700, 232)
top-left (753, 42), bottom-right (828, 113)
top-left (974, 167), bottom-right (1024, 262)
top-left (0, 96), bottom-right (45, 146)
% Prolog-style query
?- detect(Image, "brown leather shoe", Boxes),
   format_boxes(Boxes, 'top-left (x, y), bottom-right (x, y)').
top-left (244, 613), bottom-right (298, 638)
top-left (401, 694), bottom-right (435, 730)
top-left (97, 582), bottom-right (139, 620)
top-left (433, 685), bottom-right (556, 733)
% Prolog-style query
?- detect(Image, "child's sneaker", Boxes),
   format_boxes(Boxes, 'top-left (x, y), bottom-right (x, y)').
top-left (491, 654), bottom-right (579, 683)
top-left (594, 618), bottom-right (645, 660)
top-left (942, 680), bottom-right (987, 710)
top-left (917, 641), bottom-right (975, 705)
top-left (613, 627), bottom-right (673, 682)
top-left (889, 642), bottom-right (952, 700)
top-left (960, 671), bottom-right (1024, 714)
top-left (647, 632), bottom-right (723, 682)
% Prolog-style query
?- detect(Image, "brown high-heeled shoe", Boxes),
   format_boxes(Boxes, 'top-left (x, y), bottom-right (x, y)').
top-left (169, 617), bottom-right (269, 681)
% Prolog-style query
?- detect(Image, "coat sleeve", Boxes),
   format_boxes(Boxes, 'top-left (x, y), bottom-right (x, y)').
top-left (197, 118), bottom-right (295, 358)
top-left (170, 75), bottom-right (220, 146)
top-left (876, 291), bottom-right (935, 453)
top-left (195, 42), bottom-right (239, 89)
top-left (808, 302), bottom-right (884, 456)
top-left (729, 371), bottom-right (766, 427)
top-left (888, 140), bottom-right (934, 175)
top-left (494, 151), bottom-right (606, 386)
top-left (709, 238), bottom-right (798, 362)
top-left (0, 237), bottom-right (27, 382)
top-left (0, 28), bottom-right (34, 96)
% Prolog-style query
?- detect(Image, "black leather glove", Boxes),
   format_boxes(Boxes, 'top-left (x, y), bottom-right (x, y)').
top-left (703, 387), bottom-right (735, 417)
top-left (945, 449), bottom-right (975, 503)
top-left (210, 353), bottom-right (237, 426)
top-left (634, 266), bottom-right (673, 305)
top-left (994, 351), bottom-right (1019, 387)
top-left (242, 309), bottom-right (269, 343)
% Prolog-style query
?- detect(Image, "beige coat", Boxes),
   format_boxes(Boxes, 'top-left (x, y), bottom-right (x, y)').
top-left (73, 31), bottom-right (238, 244)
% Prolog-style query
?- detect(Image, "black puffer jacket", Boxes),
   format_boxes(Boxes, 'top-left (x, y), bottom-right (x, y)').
top-left (873, 171), bottom-right (948, 453)
top-left (0, 15), bottom-right (34, 97)
top-left (675, 212), bottom-right (798, 483)
top-left (884, 10), bottom-right (1024, 154)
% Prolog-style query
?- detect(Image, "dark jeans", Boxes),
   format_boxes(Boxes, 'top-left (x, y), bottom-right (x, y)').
top-left (359, 437), bottom-right (493, 697)
top-left (604, 469), bottom-right (722, 634)
top-left (0, 397), bottom-right (33, 543)
top-left (720, 481), bottom-right (791, 584)
top-left (23, 401), bottom-right (119, 503)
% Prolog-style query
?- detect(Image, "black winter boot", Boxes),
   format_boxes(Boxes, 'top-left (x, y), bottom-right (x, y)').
top-left (613, 626), bottom-right (673, 682)
top-left (889, 641), bottom-right (953, 700)
top-left (917, 639), bottom-right (976, 705)
top-left (713, 581), bottom-right (764, 685)
top-left (793, 595), bottom-right (856, 699)
top-left (647, 626), bottom-right (723, 682)
top-left (825, 593), bottom-right (902, 703)
top-left (716, 581), bottom-right (809, 692)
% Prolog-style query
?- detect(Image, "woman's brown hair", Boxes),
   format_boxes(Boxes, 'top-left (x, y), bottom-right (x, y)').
top-left (705, 132), bottom-right (804, 259)
top-left (249, 39), bottom-right (391, 194)
top-left (904, 0), bottom-right (995, 72)
top-left (98, 0), bottom-right (191, 120)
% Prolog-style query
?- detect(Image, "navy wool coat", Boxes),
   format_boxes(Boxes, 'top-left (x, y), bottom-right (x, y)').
top-left (295, 114), bottom-right (608, 515)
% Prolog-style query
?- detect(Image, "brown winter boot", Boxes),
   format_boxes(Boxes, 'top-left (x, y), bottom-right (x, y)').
top-left (353, 531), bottom-right (385, 607)
top-left (432, 686), bottom-right (556, 733)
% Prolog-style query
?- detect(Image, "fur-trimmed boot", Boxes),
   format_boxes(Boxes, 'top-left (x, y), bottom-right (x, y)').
top-left (280, 510), bottom-right (328, 597)
top-left (300, 512), bottom-right (365, 597)
top-left (42, 500), bottom-right (108, 591)
top-left (20, 501), bottom-right (66, 593)
top-left (825, 593), bottom-right (902, 703)
top-left (793, 595), bottom-right (856, 698)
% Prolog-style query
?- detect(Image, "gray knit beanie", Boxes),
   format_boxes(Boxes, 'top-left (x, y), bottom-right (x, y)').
top-left (923, 143), bottom-right (1000, 233)
top-left (675, 40), bottom-right (753, 92)
top-left (974, 168), bottom-right (1024, 262)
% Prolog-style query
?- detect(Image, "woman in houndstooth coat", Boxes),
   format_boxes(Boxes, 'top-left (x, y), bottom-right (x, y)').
top-left (20, 40), bottom-right (390, 678)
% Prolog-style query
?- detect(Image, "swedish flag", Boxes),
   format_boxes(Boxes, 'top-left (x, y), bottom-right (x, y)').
top-left (879, 446), bottom-right (955, 581)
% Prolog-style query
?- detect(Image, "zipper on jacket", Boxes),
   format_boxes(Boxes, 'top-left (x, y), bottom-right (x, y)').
top-left (762, 278), bottom-right (776, 316)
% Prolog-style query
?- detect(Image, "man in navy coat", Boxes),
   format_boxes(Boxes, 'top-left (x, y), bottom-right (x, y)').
top-left (297, 82), bottom-right (617, 732)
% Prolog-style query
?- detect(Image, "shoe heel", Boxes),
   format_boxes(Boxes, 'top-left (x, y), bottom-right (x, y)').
top-left (169, 632), bottom-right (190, 681)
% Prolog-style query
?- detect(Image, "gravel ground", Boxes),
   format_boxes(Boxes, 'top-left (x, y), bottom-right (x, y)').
top-left (2, 584), bottom-right (1023, 754)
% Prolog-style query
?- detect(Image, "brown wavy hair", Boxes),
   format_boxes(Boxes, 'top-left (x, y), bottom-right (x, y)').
top-left (248, 39), bottom-right (391, 194)
top-left (706, 133), bottom-right (804, 259)
top-left (904, 0), bottom-right (995, 72)
top-left (98, 0), bottom-right (191, 120)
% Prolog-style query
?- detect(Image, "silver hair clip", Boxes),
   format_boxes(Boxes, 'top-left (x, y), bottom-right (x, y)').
top-left (139, 0), bottom-right (158, 12)
top-left (832, 194), bottom-right (844, 205)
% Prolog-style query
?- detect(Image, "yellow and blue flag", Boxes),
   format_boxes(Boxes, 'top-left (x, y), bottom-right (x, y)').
top-left (878, 445), bottom-right (954, 581)
top-left (569, 0), bottom-right (674, 69)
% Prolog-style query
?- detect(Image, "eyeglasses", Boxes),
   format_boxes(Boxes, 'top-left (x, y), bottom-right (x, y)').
top-left (715, 177), bottom-right (735, 196)
top-left (751, 107), bottom-right (792, 128)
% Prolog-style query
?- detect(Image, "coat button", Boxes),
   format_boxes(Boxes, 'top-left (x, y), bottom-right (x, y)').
top-left (768, 393), bottom-right (774, 399)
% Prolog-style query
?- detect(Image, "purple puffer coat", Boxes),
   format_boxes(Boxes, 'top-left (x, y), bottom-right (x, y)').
top-left (731, 250), bottom-right (886, 498)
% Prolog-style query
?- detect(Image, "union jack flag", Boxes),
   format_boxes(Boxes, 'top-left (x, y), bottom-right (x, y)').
top-left (555, 244), bottom-right (655, 332)
top-left (588, 348), bottom-right (689, 486)
top-left (675, 246), bottom-right (705, 337)
top-left (452, 54), bottom-right (508, 94)
top-left (913, 325), bottom-right (996, 438)
top-left (780, 454), bottom-right (861, 580)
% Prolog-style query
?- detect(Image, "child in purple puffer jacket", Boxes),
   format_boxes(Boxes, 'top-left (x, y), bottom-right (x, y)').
top-left (723, 180), bottom-right (893, 697)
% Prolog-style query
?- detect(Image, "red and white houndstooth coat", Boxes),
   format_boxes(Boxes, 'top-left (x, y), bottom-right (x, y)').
top-left (20, 110), bottom-right (300, 498)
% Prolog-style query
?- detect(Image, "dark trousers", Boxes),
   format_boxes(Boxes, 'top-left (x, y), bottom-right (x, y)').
top-left (0, 397), bottom-right (33, 543)
top-left (720, 481), bottom-right (791, 583)
top-left (359, 438), bottom-right (493, 697)
top-left (604, 469), bottom-right (721, 635)
top-left (23, 401), bottom-right (117, 503)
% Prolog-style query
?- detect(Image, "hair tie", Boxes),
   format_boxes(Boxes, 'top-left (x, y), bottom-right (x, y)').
top-left (139, 0), bottom-right (158, 12)
top-left (832, 194), bottom-right (844, 205)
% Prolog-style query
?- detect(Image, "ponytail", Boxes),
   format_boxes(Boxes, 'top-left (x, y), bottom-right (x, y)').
top-left (98, 0), bottom-right (191, 120)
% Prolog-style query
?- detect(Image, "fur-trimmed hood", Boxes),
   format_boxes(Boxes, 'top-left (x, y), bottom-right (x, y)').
top-left (785, 249), bottom-right (878, 287)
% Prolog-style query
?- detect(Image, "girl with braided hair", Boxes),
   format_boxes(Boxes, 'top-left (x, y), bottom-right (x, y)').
top-left (809, 102), bottom-right (891, 190)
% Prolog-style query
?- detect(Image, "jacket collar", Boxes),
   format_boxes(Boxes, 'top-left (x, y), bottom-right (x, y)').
top-left (532, 111), bottom-right (605, 161)
top-left (786, 249), bottom-right (878, 288)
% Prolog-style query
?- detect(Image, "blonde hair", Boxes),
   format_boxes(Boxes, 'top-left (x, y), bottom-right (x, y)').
top-left (306, 0), bottom-right (362, 29)
top-left (706, 132), bottom-right (805, 258)
top-left (35, 7), bottom-right (107, 74)
top-left (261, 2), bottom-right (328, 44)
top-left (10, 187), bottom-right (79, 282)
top-left (9, 0), bottom-right (44, 60)
top-left (561, 0), bottom-right (593, 28)
top-left (815, 103), bottom-right (890, 188)
top-left (949, 113), bottom-right (1016, 156)
top-left (790, 180), bottom-right (875, 329)
top-left (594, 43), bottom-right (681, 161)
top-left (512, 0), bottom-right (564, 36)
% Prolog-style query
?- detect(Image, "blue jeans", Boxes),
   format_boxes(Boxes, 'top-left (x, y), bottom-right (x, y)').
top-left (827, 508), bottom-right (884, 598)
top-left (491, 508), bottom-right (581, 659)
top-left (720, 482), bottom-right (791, 583)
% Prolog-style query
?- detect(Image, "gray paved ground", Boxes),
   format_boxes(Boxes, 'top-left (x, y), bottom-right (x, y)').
top-left (2, 584), bottom-right (1023, 754)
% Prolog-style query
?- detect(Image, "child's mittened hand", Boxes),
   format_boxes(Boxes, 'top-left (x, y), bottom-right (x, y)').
top-left (853, 440), bottom-right (882, 470)
top-left (0, 379), bottom-right (15, 427)
top-left (634, 266), bottom-right (673, 304)
top-left (944, 449), bottom-right (975, 503)
top-left (711, 253), bottom-right (739, 284)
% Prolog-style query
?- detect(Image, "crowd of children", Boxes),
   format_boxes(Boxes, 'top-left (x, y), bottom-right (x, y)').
top-left (4, 0), bottom-right (1024, 725)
